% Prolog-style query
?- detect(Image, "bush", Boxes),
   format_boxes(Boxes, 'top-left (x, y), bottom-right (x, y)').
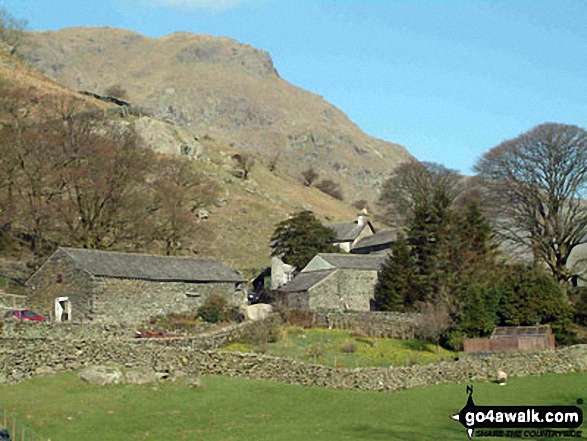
top-left (315, 179), bottom-right (344, 200)
top-left (305, 342), bottom-right (326, 359)
top-left (196, 294), bottom-right (228, 324)
top-left (349, 328), bottom-right (369, 339)
top-left (340, 341), bottom-right (357, 354)
top-left (574, 288), bottom-right (587, 326)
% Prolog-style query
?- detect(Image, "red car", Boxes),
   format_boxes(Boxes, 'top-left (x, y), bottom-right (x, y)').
top-left (3, 309), bottom-right (46, 322)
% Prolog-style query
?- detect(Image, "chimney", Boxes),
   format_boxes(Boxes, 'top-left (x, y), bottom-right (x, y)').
top-left (356, 209), bottom-right (369, 226)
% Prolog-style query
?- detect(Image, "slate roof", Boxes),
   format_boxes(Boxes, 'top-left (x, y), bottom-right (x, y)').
top-left (279, 270), bottom-right (336, 292)
top-left (352, 230), bottom-right (397, 251)
top-left (326, 220), bottom-right (373, 242)
top-left (58, 247), bottom-right (245, 283)
top-left (312, 253), bottom-right (387, 270)
top-left (491, 326), bottom-right (552, 339)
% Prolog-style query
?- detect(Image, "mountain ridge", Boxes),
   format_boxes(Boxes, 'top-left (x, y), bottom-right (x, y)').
top-left (20, 26), bottom-right (413, 204)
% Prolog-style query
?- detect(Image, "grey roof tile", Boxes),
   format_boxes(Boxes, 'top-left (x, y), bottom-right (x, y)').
top-left (314, 253), bottom-right (387, 270)
top-left (352, 230), bottom-right (397, 251)
top-left (59, 247), bottom-right (245, 283)
top-left (280, 270), bottom-right (336, 292)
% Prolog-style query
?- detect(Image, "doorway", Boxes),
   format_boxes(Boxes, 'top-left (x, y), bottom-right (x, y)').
top-left (54, 297), bottom-right (72, 322)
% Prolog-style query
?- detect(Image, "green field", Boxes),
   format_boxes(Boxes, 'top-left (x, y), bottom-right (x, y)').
top-left (224, 327), bottom-right (455, 368)
top-left (0, 372), bottom-right (584, 441)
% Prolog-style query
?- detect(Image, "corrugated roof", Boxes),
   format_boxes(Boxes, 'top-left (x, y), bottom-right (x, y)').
top-left (491, 326), bottom-right (552, 338)
top-left (280, 270), bottom-right (336, 292)
top-left (59, 247), bottom-right (245, 283)
top-left (352, 230), bottom-right (397, 251)
top-left (314, 253), bottom-right (387, 270)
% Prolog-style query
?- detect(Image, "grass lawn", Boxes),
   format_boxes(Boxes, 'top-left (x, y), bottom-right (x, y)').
top-left (224, 327), bottom-right (456, 368)
top-left (0, 372), bottom-right (584, 441)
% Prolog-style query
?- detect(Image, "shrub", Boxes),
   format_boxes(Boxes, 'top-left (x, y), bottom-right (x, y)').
top-left (196, 294), bottom-right (228, 324)
top-left (305, 342), bottom-right (326, 360)
top-left (340, 341), bottom-right (357, 354)
top-left (301, 167), bottom-right (319, 187)
top-left (574, 287), bottom-right (587, 326)
top-left (349, 328), bottom-right (369, 339)
top-left (315, 179), bottom-right (344, 200)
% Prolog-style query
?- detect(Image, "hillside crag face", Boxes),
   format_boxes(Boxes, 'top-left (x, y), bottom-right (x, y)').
top-left (21, 27), bottom-right (412, 202)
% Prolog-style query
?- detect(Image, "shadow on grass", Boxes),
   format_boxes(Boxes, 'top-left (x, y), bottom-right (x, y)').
top-left (402, 339), bottom-right (431, 352)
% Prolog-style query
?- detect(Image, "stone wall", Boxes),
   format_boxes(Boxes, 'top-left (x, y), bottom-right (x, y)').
top-left (25, 249), bottom-right (244, 325)
top-left (1, 313), bottom-right (281, 346)
top-left (26, 249), bottom-right (97, 320)
top-left (1, 321), bottom-right (133, 339)
top-left (308, 269), bottom-right (378, 311)
top-left (285, 310), bottom-right (418, 339)
top-left (94, 278), bottom-right (240, 325)
top-left (0, 336), bottom-right (584, 391)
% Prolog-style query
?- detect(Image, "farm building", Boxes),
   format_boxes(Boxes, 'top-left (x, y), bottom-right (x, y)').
top-left (278, 253), bottom-right (387, 311)
top-left (463, 325), bottom-right (555, 353)
top-left (25, 247), bottom-right (246, 325)
top-left (326, 215), bottom-right (376, 252)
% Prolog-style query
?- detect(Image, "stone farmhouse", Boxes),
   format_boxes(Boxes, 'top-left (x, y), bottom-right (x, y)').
top-left (350, 230), bottom-right (397, 255)
top-left (25, 247), bottom-right (246, 325)
top-left (270, 213), bottom-right (397, 290)
top-left (278, 253), bottom-right (387, 311)
top-left (326, 214), bottom-right (375, 252)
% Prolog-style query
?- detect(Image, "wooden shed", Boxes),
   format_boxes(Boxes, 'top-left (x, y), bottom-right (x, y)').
top-left (464, 325), bottom-right (555, 353)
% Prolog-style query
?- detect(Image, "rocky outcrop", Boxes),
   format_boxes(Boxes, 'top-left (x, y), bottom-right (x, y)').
top-left (20, 27), bottom-right (413, 204)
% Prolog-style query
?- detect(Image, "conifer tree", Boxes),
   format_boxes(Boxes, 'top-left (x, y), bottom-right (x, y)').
top-left (270, 211), bottom-right (338, 270)
top-left (374, 233), bottom-right (413, 311)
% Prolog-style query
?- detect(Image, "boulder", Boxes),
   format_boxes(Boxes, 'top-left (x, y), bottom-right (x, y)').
top-left (35, 366), bottom-right (56, 376)
top-left (79, 365), bottom-right (122, 386)
top-left (239, 304), bottom-right (273, 321)
top-left (125, 368), bottom-right (158, 385)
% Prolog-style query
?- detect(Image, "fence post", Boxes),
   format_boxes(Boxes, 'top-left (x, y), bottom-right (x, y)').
top-left (3, 408), bottom-right (5, 429)
top-left (21, 422), bottom-right (24, 441)
top-left (12, 418), bottom-right (15, 439)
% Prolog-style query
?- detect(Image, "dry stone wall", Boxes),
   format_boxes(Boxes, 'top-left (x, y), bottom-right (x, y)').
top-left (286, 311), bottom-right (418, 339)
top-left (0, 335), bottom-right (584, 391)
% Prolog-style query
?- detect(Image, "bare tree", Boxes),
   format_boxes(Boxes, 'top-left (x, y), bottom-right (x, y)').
top-left (103, 84), bottom-right (128, 100)
top-left (0, 7), bottom-right (27, 55)
top-left (377, 160), bottom-right (463, 227)
top-left (232, 153), bottom-right (255, 180)
top-left (149, 157), bottom-right (216, 255)
top-left (268, 151), bottom-right (281, 173)
top-left (301, 167), bottom-right (319, 187)
top-left (414, 302), bottom-right (452, 354)
top-left (475, 123), bottom-right (587, 286)
top-left (315, 179), bottom-right (343, 200)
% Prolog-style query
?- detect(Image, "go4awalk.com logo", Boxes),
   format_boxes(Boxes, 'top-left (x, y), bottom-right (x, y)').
top-left (451, 386), bottom-right (584, 439)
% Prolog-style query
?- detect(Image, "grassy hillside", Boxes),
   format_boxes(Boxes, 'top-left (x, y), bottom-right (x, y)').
top-left (0, 372), bottom-right (584, 440)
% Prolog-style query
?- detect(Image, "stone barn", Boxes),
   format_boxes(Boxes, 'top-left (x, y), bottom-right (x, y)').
top-left (278, 253), bottom-right (387, 311)
top-left (26, 247), bottom-right (246, 324)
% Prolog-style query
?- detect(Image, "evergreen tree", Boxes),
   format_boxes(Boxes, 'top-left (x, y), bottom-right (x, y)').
top-left (408, 187), bottom-right (452, 304)
top-left (270, 211), bottom-right (338, 270)
top-left (375, 233), bottom-right (413, 311)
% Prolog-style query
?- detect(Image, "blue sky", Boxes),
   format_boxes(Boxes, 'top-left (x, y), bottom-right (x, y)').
top-left (3, 0), bottom-right (587, 174)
